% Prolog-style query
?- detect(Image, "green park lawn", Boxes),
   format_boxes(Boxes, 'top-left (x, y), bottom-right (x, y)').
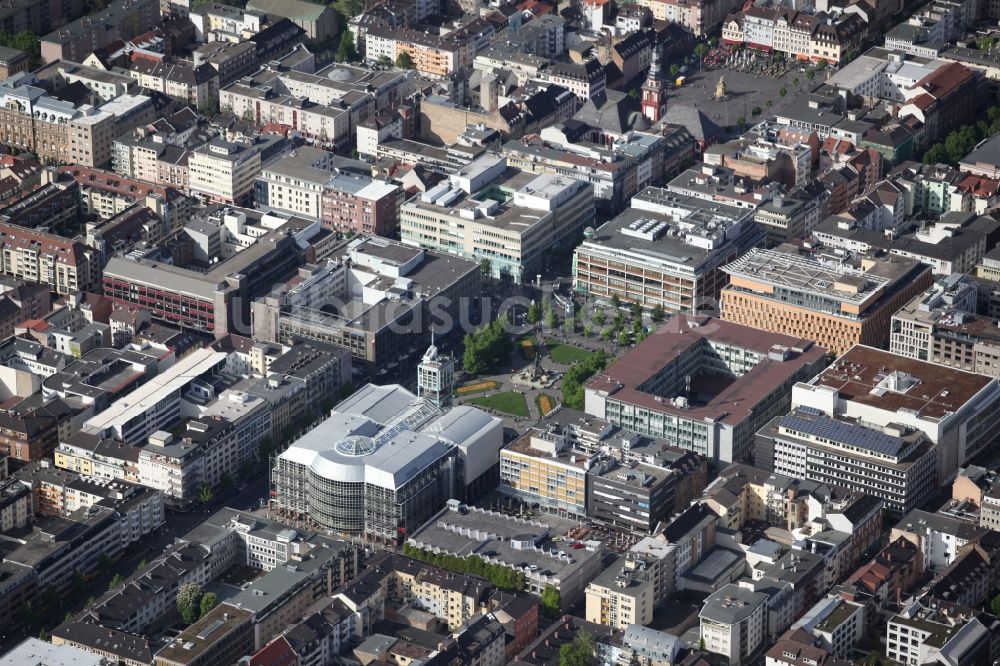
top-left (467, 391), bottom-right (530, 417)
top-left (544, 339), bottom-right (593, 365)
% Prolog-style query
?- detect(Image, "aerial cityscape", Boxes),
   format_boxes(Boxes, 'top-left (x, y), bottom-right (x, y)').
top-left (0, 0), bottom-right (999, 663)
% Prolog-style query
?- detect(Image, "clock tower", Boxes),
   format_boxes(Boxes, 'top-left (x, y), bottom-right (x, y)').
top-left (641, 41), bottom-right (667, 123)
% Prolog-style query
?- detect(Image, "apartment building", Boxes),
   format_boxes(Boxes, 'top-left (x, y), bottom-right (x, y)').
top-left (886, 600), bottom-right (992, 666)
top-left (0, 223), bottom-right (102, 295)
top-left (722, 8), bottom-right (866, 64)
top-left (701, 585), bottom-right (768, 665)
top-left (585, 316), bottom-right (826, 463)
top-left (890, 275), bottom-right (1000, 378)
top-left (256, 147), bottom-right (401, 236)
top-left (572, 186), bottom-right (760, 313)
top-left (720, 245), bottom-right (933, 355)
top-left (400, 154), bottom-right (594, 283)
top-left (40, 0), bottom-right (159, 63)
top-left (585, 554), bottom-right (656, 630)
top-left (793, 345), bottom-right (1000, 485)
top-left (363, 22), bottom-right (490, 78)
top-left (635, 0), bottom-right (742, 35)
top-left (756, 408), bottom-right (937, 513)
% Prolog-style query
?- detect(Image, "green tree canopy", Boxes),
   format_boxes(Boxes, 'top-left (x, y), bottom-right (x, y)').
top-left (396, 51), bottom-right (414, 69)
top-left (541, 585), bottom-right (561, 619)
top-left (200, 592), bottom-right (219, 619)
top-left (462, 312), bottom-right (512, 375)
top-left (177, 583), bottom-right (203, 625)
top-left (561, 350), bottom-right (608, 409)
top-left (559, 630), bottom-right (596, 666)
top-left (336, 29), bottom-right (357, 62)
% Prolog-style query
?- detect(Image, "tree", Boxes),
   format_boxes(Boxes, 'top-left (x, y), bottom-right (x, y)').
top-left (736, 115), bottom-right (746, 126)
top-left (981, 36), bottom-right (995, 51)
top-left (699, 637), bottom-right (706, 651)
top-left (479, 258), bottom-right (492, 276)
top-left (694, 43), bottom-right (708, 63)
top-left (336, 29), bottom-right (357, 62)
top-left (593, 311), bottom-right (606, 326)
top-left (177, 583), bottom-right (203, 625)
top-left (526, 301), bottom-right (541, 324)
top-left (751, 106), bottom-right (762, 117)
top-left (991, 592), bottom-right (1000, 617)
top-left (765, 100), bottom-right (772, 109)
top-left (651, 303), bottom-right (665, 322)
top-left (198, 96), bottom-right (219, 118)
top-left (109, 574), bottom-right (125, 590)
top-left (197, 482), bottom-right (213, 505)
top-left (617, 330), bottom-right (629, 346)
top-left (559, 630), bottom-right (596, 666)
top-left (200, 592), bottom-right (219, 619)
top-left (241, 107), bottom-right (255, 122)
top-left (815, 59), bottom-right (827, 70)
top-left (601, 327), bottom-right (613, 342)
top-left (541, 585), bottom-right (561, 618)
top-left (376, 55), bottom-right (393, 68)
top-left (806, 69), bottom-right (815, 80)
top-left (462, 313), bottom-right (512, 374)
top-left (561, 350), bottom-right (608, 409)
top-left (582, 324), bottom-right (592, 337)
top-left (543, 308), bottom-right (557, 329)
top-left (562, 317), bottom-right (574, 335)
top-left (258, 436), bottom-right (276, 459)
top-left (779, 85), bottom-right (787, 97)
top-left (396, 51), bottom-right (414, 69)
top-left (669, 63), bottom-right (680, 79)
top-left (611, 293), bottom-right (621, 310)
top-left (38, 629), bottom-right (48, 642)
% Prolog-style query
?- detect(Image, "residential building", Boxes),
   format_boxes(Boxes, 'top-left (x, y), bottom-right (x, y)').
top-left (246, 0), bottom-right (338, 41)
top-left (720, 244), bottom-right (933, 355)
top-left (890, 274), bottom-right (1000, 378)
top-left (0, 638), bottom-right (114, 666)
top-left (585, 315), bottom-right (826, 463)
top-left (891, 509), bottom-right (985, 570)
top-left (813, 211), bottom-right (1000, 276)
top-left (256, 146), bottom-right (402, 236)
top-left (400, 153), bottom-right (594, 283)
top-left (700, 584), bottom-right (768, 666)
top-left (886, 600), bottom-right (992, 666)
top-left (585, 554), bottom-right (657, 630)
top-left (40, 0), bottom-right (159, 63)
top-left (572, 185), bottom-right (760, 313)
top-left (793, 344), bottom-right (1000, 485)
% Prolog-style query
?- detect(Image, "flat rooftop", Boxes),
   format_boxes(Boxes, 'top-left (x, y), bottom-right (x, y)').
top-left (409, 504), bottom-right (600, 583)
top-left (808, 344), bottom-right (994, 420)
top-left (722, 247), bottom-right (893, 305)
top-left (586, 316), bottom-right (825, 427)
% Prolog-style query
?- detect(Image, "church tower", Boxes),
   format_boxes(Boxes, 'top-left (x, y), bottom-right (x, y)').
top-left (641, 41), bottom-right (667, 123)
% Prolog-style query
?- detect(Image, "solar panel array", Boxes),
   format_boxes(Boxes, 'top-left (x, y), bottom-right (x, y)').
top-left (779, 413), bottom-right (906, 458)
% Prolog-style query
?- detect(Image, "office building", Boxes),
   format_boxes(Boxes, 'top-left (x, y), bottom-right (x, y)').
top-left (500, 427), bottom-right (593, 520)
top-left (585, 316), bottom-right (826, 463)
top-left (756, 408), bottom-right (937, 513)
top-left (793, 345), bottom-right (1000, 485)
top-left (416, 338), bottom-right (454, 409)
top-left (400, 153), bottom-right (594, 283)
top-left (408, 501), bottom-right (604, 606)
top-left (188, 138), bottom-right (261, 204)
top-left (103, 208), bottom-right (318, 337)
top-left (572, 185), bottom-right (760, 313)
top-left (720, 245), bottom-right (933, 355)
top-left (272, 383), bottom-right (502, 541)
top-left (252, 236), bottom-right (479, 377)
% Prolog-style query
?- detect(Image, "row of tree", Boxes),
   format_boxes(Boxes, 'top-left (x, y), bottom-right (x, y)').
top-left (561, 349), bottom-right (608, 410)
top-left (923, 107), bottom-right (1000, 166)
top-left (462, 312), bottom-right (512, 375)
top-left (401, 543), bottom-right (525, 592)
